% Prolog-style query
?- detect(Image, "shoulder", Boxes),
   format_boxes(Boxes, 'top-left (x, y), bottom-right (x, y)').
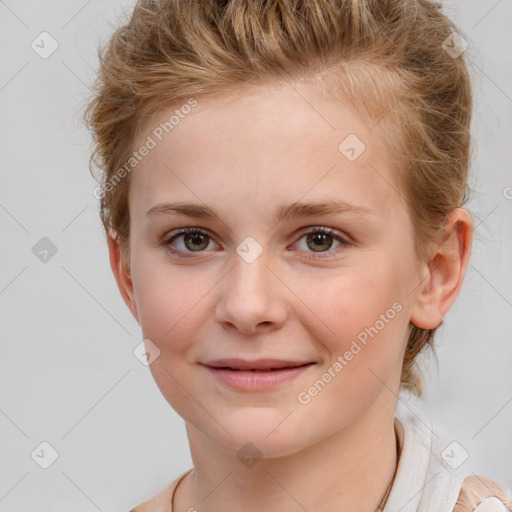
top-left (453, 474), bottom-right (512, 512)
top-left (129, 470), bottom-right (192, 512)
top-left (128, 481), bottom-right (175, 512)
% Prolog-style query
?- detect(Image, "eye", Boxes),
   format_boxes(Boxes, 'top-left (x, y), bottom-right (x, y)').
top-left (293, 226), bottom-right (350, 258)
top-left (164, 227), bottom-right (218, 257)
top-left (163, 226), bottom-right (350, 259)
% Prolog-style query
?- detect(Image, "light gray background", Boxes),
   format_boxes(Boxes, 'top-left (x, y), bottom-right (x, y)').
top-left (0, 1), bottom-right (511, 511)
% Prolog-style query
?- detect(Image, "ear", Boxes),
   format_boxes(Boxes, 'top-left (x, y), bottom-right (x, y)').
top-left (409, 208), bottom-right (473, 330)
top-left (107, 234), bottom-right (140, 322)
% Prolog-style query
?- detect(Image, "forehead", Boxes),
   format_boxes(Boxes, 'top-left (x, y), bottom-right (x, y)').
top-left (129, 80), bottom-right (404, 221)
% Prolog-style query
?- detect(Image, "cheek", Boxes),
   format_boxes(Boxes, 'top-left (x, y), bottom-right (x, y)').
top-left (295, 263), bottom-right (407, 340)
top-left (131, 249), bottom-right (222, 360)
top-left (291, 275), bottom-right (408, 431)
top-left (290, 263), bottom-right (411, 399)
top-left (130, 254), bottom-right (213, 418)
top-left (132, 253), bottom-right (188, 340)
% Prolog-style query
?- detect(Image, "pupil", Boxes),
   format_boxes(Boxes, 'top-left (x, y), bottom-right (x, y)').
top-left (185, 233), bottom-right (208, 251)
top-left (307, 232), bottom-right (332, 252)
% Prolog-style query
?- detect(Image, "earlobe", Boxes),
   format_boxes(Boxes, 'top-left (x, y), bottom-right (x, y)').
top-left (409, 208), bottom-right (473, 330)
top-left (107, 234), bottom-right (140, 322)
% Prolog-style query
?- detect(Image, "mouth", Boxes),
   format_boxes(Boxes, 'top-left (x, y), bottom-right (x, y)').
top-left (200, 359), bottom-right (316, 391)
top-left (201, 358), bottom-right (315, 371)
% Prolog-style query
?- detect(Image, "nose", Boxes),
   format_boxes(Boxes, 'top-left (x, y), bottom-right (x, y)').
top-left (215, 251), bottom-right (289, 335)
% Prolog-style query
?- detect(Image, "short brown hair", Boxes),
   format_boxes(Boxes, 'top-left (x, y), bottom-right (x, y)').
top-left (83, 0), bottom-right (473, 396)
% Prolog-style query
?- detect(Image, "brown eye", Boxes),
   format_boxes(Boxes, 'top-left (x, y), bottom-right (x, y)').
top-left (293, 226), bottom-right (350, 259)
top-left (305, 232), bottom-right (334, 252)
top-left (165, 228), bottom-right (217, 256)
top-left (182, 232), bottom-right (210, 251)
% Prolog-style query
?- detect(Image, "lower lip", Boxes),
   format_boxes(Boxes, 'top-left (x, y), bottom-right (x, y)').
top-left (203, 364), bottom-right (314, 391)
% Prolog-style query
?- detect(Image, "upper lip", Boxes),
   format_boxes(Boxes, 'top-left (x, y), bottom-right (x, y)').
top-left (201, 358), bottom-right (314, 371)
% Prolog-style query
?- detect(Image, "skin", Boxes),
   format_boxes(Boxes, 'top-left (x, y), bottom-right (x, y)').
top-left (108, 79), bottom-right (473, 512)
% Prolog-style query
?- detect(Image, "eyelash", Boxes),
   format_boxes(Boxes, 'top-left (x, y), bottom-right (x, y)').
top-left (163, 226), bottom-right (351, 260)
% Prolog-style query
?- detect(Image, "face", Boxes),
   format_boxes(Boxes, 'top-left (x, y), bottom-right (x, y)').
top-left (118, 80), bottom-right (427, 458)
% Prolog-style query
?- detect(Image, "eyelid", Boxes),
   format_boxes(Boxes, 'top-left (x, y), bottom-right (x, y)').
top-left (290, 225), bottom-right (351, 258)
top-left (164, 226), bottom-right (213, 242)
top-left (295, 225), bottom-right (349, 240)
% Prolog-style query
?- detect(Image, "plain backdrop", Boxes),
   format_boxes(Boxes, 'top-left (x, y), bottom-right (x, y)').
top-left (0, 1), bottom-right (511, 510)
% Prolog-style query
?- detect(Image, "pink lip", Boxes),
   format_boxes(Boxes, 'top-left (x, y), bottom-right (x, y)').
top-left (200, 359), bottom-right (315, 391)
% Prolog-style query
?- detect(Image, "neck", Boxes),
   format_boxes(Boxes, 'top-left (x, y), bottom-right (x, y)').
top-left (174, 391), bottom-right (400, 512)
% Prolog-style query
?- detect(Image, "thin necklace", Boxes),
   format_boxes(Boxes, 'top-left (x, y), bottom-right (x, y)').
top-left (375, 424), bottom-right (401, 512)
top-left (375, 477), bottom-right (395, 512)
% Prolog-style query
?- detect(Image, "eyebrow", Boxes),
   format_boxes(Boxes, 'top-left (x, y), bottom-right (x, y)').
top-left (146, 200), bottom-right (374, 222)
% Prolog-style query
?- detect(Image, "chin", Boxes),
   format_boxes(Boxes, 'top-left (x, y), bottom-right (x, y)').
top-left (197, 409), bottom-right (316, 461)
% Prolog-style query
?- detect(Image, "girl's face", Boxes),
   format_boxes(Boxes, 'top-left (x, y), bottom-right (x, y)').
top-left (117, 80), bottom-right (430, 458)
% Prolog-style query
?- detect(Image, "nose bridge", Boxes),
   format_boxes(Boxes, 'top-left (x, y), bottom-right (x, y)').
top-left (229, 234), bottom-right (272, 292)
top-left (215, 244), bottom-right (287, 333)
top-left (227, 247), bottom-right (272, 303)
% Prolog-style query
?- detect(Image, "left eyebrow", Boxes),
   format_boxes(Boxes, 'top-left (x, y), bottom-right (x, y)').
top-left (274, 200), bottom-right (375, 222)
top-left (145, 199), bottom-right (374, 221)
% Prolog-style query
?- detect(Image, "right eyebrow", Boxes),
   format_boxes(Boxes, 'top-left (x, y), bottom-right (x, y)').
top-left (146, 202), bottom-right (220, 219)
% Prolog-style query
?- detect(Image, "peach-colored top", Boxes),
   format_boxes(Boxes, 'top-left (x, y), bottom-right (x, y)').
top-left (129, 469), bottom-right (190, 512)
top-left (129, 468), bottom-right (512, 512)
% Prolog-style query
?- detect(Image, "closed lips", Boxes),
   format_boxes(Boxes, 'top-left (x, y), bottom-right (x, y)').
top-left (214, 365), bottom-right (312, 372)
top-left (202, 359), bottom-right (315, 371)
